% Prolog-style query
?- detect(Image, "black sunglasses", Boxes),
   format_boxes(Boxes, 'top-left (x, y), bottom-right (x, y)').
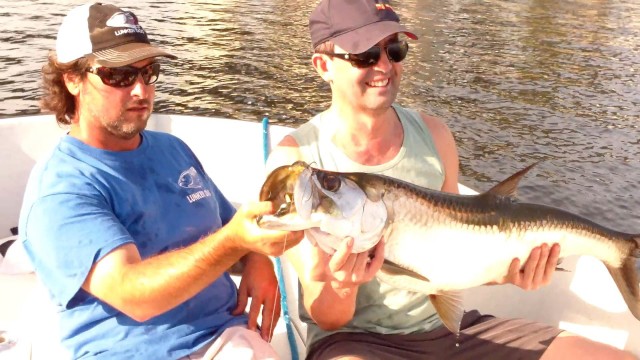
top-left (86, 62), bottom-right (161, 88)
top-left (320, 41), bottom-right (409, 68)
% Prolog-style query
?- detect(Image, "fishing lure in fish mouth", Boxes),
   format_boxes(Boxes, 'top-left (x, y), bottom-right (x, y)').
top-left (259, 160), bottom-right (640, 334)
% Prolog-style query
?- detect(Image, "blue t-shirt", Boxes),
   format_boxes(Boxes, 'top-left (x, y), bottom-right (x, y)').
top-left (19, 131), bottom-right (247, 359)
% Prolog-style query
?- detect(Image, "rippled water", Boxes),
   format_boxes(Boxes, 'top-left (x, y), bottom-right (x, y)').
top-left (1, 0), bottom-right (639, 232)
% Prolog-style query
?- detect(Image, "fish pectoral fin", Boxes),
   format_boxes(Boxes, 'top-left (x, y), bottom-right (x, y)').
top-left (381, 259), bottom-right (429, 282)
top-left (553, 257), bottom-right (570, 272)
top-left (430, 291), bottom-right (464, 334)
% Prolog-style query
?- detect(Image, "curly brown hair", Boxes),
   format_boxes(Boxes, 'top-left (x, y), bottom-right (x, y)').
top-left (40, 51), bottom-right (89, 125)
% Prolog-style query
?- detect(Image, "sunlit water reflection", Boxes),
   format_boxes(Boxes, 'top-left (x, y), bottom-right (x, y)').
top-left (1, 0), bottom-right (639, 232)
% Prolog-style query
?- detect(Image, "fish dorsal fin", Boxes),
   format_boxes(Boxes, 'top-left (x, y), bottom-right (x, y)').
top-left (485, 162), bottom-right (539, 197)
top-left (430, 291), bottom-right (464, 333)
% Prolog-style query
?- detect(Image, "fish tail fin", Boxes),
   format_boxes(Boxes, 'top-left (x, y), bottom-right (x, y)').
top-left (605, 235), bottom-right (640, 321)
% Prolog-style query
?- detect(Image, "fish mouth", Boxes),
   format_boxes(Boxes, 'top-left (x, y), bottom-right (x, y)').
top-left (274, 193), bottom-right (295, 217)
top-left (257, 176), bottom-right (326, 230)
top-left (259, 161), bottom-right (388, 254)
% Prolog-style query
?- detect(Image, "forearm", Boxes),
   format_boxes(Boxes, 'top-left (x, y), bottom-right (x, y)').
top-left (305, 280), bottom-right (359, 330)
top-left (84, 225), bottom-right (247, 322)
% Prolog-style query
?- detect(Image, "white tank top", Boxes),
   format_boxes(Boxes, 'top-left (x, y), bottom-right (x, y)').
top-left (290, 104), bottom-right (446, 345)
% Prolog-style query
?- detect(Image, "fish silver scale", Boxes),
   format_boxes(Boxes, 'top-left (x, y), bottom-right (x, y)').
top-left (375, 177), bottom-right (629, 292)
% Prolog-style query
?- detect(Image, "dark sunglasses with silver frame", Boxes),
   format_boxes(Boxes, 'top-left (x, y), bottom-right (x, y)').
top-left (86, 62), bottom-right (161, 88)
top-left (320, 40), bottom-right (409, 68)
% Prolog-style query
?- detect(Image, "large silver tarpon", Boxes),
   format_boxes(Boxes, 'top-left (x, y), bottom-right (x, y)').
top-left (258, 161), bottom-right (640, 333)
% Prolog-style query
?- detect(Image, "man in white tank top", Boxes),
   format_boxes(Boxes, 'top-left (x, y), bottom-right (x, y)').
top-left (266, 0), bottom-right (634, 359)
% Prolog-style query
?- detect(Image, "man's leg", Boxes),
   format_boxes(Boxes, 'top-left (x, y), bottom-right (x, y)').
top-left (541, 332), bottom-right (637, 360)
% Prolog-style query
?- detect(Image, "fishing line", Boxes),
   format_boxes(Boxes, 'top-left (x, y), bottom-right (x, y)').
top-left (303, 180), bottom-right (313, 203)
top-left (300, 162), bottom-right (315, 203)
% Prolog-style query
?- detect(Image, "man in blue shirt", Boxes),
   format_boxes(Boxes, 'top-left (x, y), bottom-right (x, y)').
top-left (19, 3), bottom-right (302, 359)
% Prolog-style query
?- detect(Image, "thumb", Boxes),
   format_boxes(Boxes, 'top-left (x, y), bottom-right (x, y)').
top-left (327, 237), bottom-right (354, 273)
top-left (242, 201), bottom-right (275, 218)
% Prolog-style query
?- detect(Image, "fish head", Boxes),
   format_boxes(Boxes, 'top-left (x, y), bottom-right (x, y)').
top-left (258, 161), bottom-right (388, 253)
top-left (259, 161), bottom-right (315, 230)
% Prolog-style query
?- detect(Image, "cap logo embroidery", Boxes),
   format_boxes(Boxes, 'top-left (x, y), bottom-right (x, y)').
top-left (375, 3), bottom-right (393, 11)
top-left (107, 11), bottom-right (146, 36)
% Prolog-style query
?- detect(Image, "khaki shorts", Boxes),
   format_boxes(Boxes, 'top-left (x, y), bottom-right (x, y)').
top-left (306, 310), bottom-right (562, 360)
top-left (181, 326), bottom-right (279, 360)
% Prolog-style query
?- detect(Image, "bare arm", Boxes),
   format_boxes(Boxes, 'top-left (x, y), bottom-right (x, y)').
top-left (420, 113), bottom-right (460, 194)
top-left (285, 236), bottom-right (384, 330)
top-left (83, 201), bottom-right (303, 322)
top-left (286, 240), bottom-right (357, 329)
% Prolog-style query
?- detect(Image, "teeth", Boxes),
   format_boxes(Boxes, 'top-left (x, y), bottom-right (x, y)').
top-left (367, 79), bottom-right (389, 87)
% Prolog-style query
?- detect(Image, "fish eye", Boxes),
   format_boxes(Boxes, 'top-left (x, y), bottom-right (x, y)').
top-left (319, 173), bottom-right (341, 192)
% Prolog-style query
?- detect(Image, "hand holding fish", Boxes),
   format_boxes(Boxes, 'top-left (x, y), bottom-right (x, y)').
top-left (226, 201), bottom-right (304, 256)
top-left (233, 253), bottom-right (280, 341)
top-left (312, 236), bottom-right (386, 287)
top-left (284, 235), bottom-right (387, 330)
top-left (493, 243), bottom-right (561, 290)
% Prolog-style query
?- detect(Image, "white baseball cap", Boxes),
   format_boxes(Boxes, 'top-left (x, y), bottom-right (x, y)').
top-left (56, 2), bottom-right (176, 66)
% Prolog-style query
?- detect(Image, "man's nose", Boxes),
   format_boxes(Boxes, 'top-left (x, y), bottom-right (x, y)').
top-left (130, 75), bottom-right (150, 96)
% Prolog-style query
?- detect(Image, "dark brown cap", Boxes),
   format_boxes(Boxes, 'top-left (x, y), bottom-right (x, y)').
top-left (309, 0), bottom-right (417, 54)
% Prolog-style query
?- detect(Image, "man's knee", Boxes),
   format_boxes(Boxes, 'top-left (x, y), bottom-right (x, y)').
top-left (542, 332), bottom-right (636, 360)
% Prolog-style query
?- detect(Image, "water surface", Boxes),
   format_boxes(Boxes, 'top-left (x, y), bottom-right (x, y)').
top-left (1, 0), bottom-right (639, 232)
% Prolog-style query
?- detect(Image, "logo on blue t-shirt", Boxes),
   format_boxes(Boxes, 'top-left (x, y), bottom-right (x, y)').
top-left (178, 167), bottom-right (204, 189)
top-left (179, 167), bottom-right (212, 203)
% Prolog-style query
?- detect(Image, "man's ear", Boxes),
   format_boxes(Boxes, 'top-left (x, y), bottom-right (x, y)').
top-left (312, 53), bottom-right (332, 83)
top-left (63, 72), bottom-right (82, 96)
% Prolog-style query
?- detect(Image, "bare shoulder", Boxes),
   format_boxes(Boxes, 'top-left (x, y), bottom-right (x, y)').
top-left (265, 134), bottom-right (302, 173)
top-left (417, 112), bottom-right (460, 193)
top-left (417, 112), bottom-right (457, 153)
top-left (419, 113), bottom-right (454, 138)
top-left (277, 134), bottom-right (300, 147)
